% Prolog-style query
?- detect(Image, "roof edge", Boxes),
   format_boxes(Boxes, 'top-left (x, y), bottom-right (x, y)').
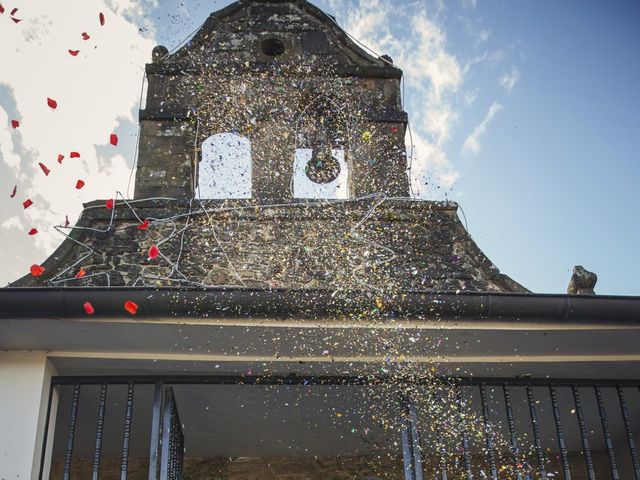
top-left (1, 288), bottom-right (639, 323)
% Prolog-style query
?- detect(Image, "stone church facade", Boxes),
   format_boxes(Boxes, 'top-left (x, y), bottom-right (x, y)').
top-left (1, 1), bottom-right (640, 480)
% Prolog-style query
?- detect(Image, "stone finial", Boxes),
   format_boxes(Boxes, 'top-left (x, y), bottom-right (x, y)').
top-left (567, 265), bottom-right (597, 295)
top-left (152, 45), bottom-right (168, 63)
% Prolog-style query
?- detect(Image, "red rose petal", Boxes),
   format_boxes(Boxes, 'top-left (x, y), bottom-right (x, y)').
top-left (99, 12), bottom-right (105, 26)
top-left (30, 264), bottom-right (45, 277)
top-left (110, 133), bottom-right (118, 146)
top-left (10, 185), bottom-right (17, 198)
top-left (23, 199), bottom-right (33, 209)
top-left (47, 97), bottom-right (58, 109)
top-left (106, 199), bottom-right (114, 209)
top-left (148, 245), bottom-right (159, 260)
top-left (81, 32), bottom-right (90, 40)
top-left (75, 179), bottom-right (85, 189)
top-left (83, 301), bottom-right (95, 315)
top-left (10, 7), bottom-right (16, 15)
top-left (38, 162), bottom-right (51, 176)
top-left (11, 120), bottom-right (19, 128)
top-left (70, 151), bottom-right (80, 158)
top-left (0, 4), bottom-right (4, 14)
top-left (68, 49), bottom-right (80, 56)
top-left (75, 268), bottom-right (86, 278)
top-left (124, 300), bottom-right (138, 315)
top-left (137, 219), bottom-right (150, 230)
top-left (10, 17), bottom-right (21, 23)
top-left (57, 154), bottom-right (65, 164)
top-left (391, 126), bottom-right (398, 133)
top-left (28, 228), bottom-right (38, 235)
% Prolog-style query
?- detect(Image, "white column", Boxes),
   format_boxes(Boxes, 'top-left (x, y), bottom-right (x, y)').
top-left (0, 352), bottom-right (57, 480)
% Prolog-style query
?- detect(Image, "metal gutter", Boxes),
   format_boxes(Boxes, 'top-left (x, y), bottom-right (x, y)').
top-left (1, 288), bottom-right (639, 323)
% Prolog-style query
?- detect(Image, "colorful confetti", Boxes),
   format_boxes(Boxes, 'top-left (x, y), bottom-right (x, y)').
top-left (83, 301), bottom-right (95, 314)
top-left (124, 300), bottom-right (138, 315)
top-left (30, 264), bottom-right (45, 277)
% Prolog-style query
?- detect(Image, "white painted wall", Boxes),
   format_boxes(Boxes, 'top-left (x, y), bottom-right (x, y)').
top-left (0, 352), bottom-right (57, 480)
top-left (198, 133), bottom-right (252, 199)
top-left (293, 148), bottom-right (349, 199)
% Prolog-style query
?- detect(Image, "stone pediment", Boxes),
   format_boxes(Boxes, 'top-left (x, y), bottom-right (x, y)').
top-left (11, 198), bottom-right (527, 294)
top-left (151, 0), bottom-right (401, 78)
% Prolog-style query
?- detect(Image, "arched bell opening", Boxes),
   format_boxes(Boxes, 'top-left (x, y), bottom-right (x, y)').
top-left (292, 93), bottom-right (352, 200)
top-left (198, 132), bottom-right (252, 199)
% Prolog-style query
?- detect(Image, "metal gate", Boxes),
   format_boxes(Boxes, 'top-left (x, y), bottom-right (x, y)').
top-left (148, 383), bottom-right (184, 480)
top-left (41, 375), bottom-right (640, 480)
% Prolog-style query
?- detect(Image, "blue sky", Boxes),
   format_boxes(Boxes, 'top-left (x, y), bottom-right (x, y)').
top-left (1, 0), bottom-right (638, 294)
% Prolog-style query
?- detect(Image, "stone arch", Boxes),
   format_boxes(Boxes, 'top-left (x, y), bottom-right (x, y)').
top-left (198, 132), bottom-right (252, 199)
top-left (292, 93), bottom-right (351, 199)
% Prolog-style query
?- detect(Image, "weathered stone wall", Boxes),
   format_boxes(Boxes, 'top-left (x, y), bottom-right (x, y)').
top-left (13, 199), bottom-right (524, 293)
top-left (136, 0), bottom-right (409, 201)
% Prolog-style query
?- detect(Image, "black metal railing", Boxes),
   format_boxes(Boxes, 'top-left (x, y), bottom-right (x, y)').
top-left (42, 375), bottom-right (640, 480)
top-left (158, 386), bottom-right (184, 480)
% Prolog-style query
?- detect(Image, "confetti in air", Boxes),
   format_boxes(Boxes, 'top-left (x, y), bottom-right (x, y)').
top-left (83, 301), bottom-right (94, 314)
top-left (30, 264), bottom-right (45, 277)
top-left (124, 300), bottom-right (138, 315)
top-left (137, 219), bottom-right (150, 230)
top-left (38, 162), bottom-right (51, 176)
top-left (148, 245), bottom-right (159, 260)
top-left (1, 4), bottom-right (558, 477)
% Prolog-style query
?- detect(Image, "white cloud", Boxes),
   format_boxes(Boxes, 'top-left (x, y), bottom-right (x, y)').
top-left (462, 102), bottom-right (503, 156)
top-left (463, 88), bottom-right (479, 106)
top-left (337, 0), bottom-right (463, 196)
top-left (477, 28), bottom-right (491, 43)
top-left (1, 216), bottom-right (23, 230)
top-left (0, 1), bottom-right (154, 283)
top-left (499, 66), bottom-right (520, 94)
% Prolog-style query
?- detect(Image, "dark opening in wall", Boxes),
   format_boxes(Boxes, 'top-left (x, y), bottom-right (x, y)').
top-left (261, 38), bottom-right (285, 56)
